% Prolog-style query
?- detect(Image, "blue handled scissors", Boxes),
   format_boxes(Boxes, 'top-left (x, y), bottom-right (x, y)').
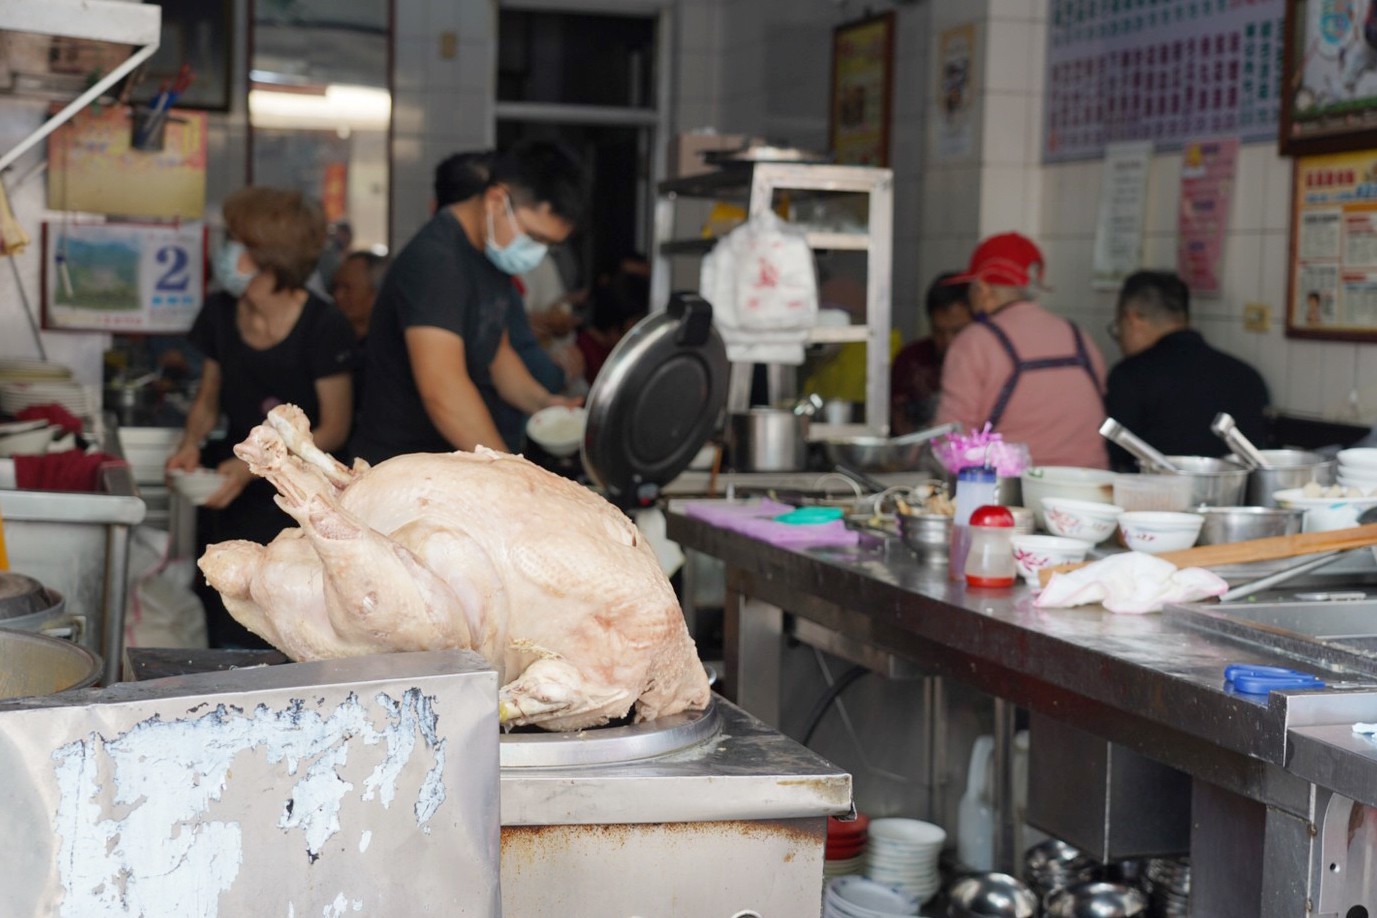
top-left (1224, 663), bottom-right (1326, 696)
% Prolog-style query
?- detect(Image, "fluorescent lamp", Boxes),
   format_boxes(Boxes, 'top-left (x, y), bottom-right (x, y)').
top-left (249, 83), bottom-right (391, 131)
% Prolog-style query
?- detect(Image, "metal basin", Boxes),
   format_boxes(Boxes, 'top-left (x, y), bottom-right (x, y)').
top-left (1138, 456), bottom-right (1248, 507)
top-left (1164, 597), bottom-right (1377, 674)
top-left (1195, 506), bottom-right (1304, 545)
top-left (0, 629), bottom-right (101, 700)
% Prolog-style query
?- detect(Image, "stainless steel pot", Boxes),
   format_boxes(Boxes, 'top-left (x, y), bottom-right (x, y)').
top-left (1138, 455), bottom-right (1249, 507)
top-left (1245, 449), bottom-right (1337, 507)
top-left (0, 629), bottom-right (101, 700)
top-left (727, 409), bottom-right (807, 472)
top-left (822, 422), bottom-right (960, 473)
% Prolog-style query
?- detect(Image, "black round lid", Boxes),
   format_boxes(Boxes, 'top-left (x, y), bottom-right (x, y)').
top-left (581, 292), bottom-right (728, 508)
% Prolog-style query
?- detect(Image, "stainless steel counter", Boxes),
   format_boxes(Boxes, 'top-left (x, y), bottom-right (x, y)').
top-left (665, 502), bottom-right (1377, 918)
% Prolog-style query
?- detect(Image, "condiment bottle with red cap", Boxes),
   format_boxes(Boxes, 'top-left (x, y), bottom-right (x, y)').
top-left (964, 505), bottom-right (1016, 589)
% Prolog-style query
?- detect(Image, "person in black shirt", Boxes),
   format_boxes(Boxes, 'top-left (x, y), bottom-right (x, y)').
top-left (351, 142), bottom-right (585, 462)
top-left (166, 186), bottom-right (355, 646)
top-left (1105, 270), bottom-right (1270, 471)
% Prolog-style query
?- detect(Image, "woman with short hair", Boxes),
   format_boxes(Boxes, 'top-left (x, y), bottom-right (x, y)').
top-left (166, 186), bottom-right (355, 647)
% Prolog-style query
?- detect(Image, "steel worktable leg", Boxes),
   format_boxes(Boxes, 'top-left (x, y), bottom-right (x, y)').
top-left (992, 698), bottom-right (1017, 874)
top-left (723, 578), bottom-right (783, 729)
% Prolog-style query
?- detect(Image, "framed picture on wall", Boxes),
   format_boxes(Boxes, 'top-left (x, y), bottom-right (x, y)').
top-left (829, 12), bottom-right (895, 167)
top-left (127, 0), bottom-right (234, 112)
top-left (1286, 150), bottom-right (1377, 341)
top-left (1281, 0), bottom-right (1377, 155)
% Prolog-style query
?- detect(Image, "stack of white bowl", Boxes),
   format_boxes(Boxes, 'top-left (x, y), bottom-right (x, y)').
top-left (823, 876), bottom-right (920, 918)
top-left (862, 817), bottom-right (945, 904)
top-left (0, 379), bottom-right (89, 418)
top-left (1336, 449), bottom-right (1377, 495)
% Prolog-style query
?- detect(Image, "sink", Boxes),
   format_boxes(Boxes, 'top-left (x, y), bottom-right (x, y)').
top-left (1164, 596), bottom-right (1377, 676)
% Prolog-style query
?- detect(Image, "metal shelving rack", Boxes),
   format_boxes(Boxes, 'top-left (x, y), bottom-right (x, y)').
top-left (651, 162), bottom-right (894, 439)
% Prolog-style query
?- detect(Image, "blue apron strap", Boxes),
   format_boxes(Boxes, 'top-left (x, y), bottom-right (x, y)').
top-left (975, 314), bottom-right (1021, 430)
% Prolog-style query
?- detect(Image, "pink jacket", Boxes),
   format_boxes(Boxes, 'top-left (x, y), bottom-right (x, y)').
top-left (936, 301), bottom-right (1109, 469)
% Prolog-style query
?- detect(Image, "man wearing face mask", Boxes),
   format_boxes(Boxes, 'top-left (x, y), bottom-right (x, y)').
top-left (351, 141), bottom-right (585, 462)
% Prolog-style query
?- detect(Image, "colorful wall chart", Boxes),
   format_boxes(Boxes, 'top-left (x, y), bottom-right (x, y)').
top-left (43, 222), bottom-right (204, 333)
top-left (1287, 150), bottom-right (1377, 341)
top-left (1045, 0), bottom-right (1284, 162)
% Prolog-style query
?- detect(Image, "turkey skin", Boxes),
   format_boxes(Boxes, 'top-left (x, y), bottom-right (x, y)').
top-left (198, 405), bottom-right (710, 731)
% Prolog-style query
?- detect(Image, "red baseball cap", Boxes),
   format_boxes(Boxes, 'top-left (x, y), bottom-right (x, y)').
top-left (947, 232), bottom-right (1046, 287)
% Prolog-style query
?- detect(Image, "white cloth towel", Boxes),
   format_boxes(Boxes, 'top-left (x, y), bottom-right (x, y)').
top-left (1034, 552), bottom-right (1228, 614)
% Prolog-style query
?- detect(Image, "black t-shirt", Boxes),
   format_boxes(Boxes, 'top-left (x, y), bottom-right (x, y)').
top-left (188, 291), bottom-right (356, 445)
top-left (352, 209), bottom-right (516, 462)
top-left (1104, 329), bottom-right (1270, 470)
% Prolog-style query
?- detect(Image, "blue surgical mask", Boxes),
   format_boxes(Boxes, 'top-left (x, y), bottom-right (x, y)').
top-left (484, 195), bottom-right (549, 276)
top-left (213, 239), bottom-right (257, 297)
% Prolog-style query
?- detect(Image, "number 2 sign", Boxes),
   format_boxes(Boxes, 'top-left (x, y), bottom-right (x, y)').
top-left (42, 222), bottom-right (205, 333)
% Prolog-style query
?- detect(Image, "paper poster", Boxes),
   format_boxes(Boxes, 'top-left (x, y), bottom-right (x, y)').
top-left (1287, 150), bottom-right (1377, 339)
top-left (43, 222), bottom-right (204, 333)
top-left (1045, 0), bottom-right (1283, 162)
top-left (47, 105), bottom-right (207, 220)
top-left (934, 23), bottom-right (978, 161)
top-left (1091, 141), bottom-right (1154, 290)
top-left (1176, 137), bottom-right (1239, 295)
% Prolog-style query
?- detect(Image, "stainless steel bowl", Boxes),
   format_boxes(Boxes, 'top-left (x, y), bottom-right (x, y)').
top-left (898, 512), bottom-right (952, 564)
top-left (1195, 506), bottom-right (1304, 545)
top-left (1245, 449), bottom-right (1337, 507)
top-left (0, 629), bottom-right (100, 701)
top-left (1138, 456), bottom-right (1249, 507)
top-left (1044, 881), bottom-right (1148, 918)
top-left (948, 873), bottom-right (1038, 918)
top-left (824, 436), bottom-right (927, 473)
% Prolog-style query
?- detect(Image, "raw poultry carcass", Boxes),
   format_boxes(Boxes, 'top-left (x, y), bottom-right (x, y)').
top-left (198, 405), bottom-right (710, 731)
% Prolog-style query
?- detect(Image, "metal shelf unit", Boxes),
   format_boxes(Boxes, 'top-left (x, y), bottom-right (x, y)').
top-left (651, 162), bottom-right (894, 437)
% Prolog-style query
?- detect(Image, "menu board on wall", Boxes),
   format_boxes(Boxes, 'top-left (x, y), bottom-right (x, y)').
top-left (1177, 137), bottom-right (1239, 295)
top-left (1287, 150), bottom-right (1377, 341)
top-left (1045, 0), bottom-right (1284, 163)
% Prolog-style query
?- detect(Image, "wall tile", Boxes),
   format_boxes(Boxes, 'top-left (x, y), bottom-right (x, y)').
top-left (394, 37), bottom-right (429, 91)
top-left (1139, 231), bottom-right (1175, 270)
top-left (981, 93), bottom-right (1032, 166)
top-left (395, 0), bottom-right (427, 40)
top-left (1202, 232), bottom-right (1263, 319)
top-left (456, 39), bottom-right (493, 94)
top-left (458, 0), bottom-right (494, 41)
top-left (1252, 324), bottom-right (1289, 407)
top-left (991, 0), bottom-right (1040, 21)
top-left (984, 21), bottom-right (1035, 93)
top-left (677, 1), bottom-right (718, 53)
top-left (392, 90), bottom-right (426, 136)
top-left (1229, 145), bottom-right (1267, 233)
top-left (1144, 152), bottom-right (1182, 235)
top-left (1261, 146), bottom-right (1294, 233)
top-left (1257, 230), bottom-right (1290, 325)
top-left (1286, 341), bottom-right (1327, 416)
top-left (1041, 161), bottom-right (1099, 239)
top-left (427, 0), bottom-right (460, 35)
top-left (978, 164), bottom-right (1033, 233)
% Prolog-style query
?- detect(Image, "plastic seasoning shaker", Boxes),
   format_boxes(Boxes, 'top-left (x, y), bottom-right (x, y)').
top-left (949, 467), bottom-right (1000, 581)
top-left (965, 504), bottom-right (1017, 589)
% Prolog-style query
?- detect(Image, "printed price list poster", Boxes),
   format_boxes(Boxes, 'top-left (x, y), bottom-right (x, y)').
top-left (1045, 0), bottom-right (1284, 162)
top-left (1287, 150), bottom-right (1377, 340)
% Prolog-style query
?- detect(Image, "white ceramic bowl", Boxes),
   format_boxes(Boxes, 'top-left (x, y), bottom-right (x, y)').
top-left (1019, 467), bottom-right (1116, 530)
top-left (525, 406), bottom-right (587, 457)
top-left (1011, 534), bottom-right (1093, 585)
top-left (169, 469), bottom-right (227, 506)
top-left (1040, 497), bottom-right (1124, 543)
top-left (1118, 511), bottom-right (1204, 554)
top-left (0, 424), bottom-right (55, 457)
top-left (827, 876), bottom-right (921, 917)
top-left (1338, 448), bottom-right (1377, 471)
top-left (1273, 488), bottom-right (1377, 532)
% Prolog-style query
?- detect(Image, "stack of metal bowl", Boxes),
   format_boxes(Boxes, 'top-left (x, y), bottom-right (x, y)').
top-left (947, 872), bottom-right (1038, 917)
top-left (1194, 506), bottom-right (1304, 545)
top-left (1044, 881), bottom-right (1148, 917)
top-left (897, 512), bottom-right (952, 565)
top-left (1023, 839), bottom-right (1099, 902)
top-left (1142, 858), bottom-right (1190, 917)
top-left (1138, 456), bottom-right (1249, 507)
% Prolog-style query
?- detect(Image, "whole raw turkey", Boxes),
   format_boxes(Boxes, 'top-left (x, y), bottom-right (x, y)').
top-left (198, 405), bottom-right (710, 731)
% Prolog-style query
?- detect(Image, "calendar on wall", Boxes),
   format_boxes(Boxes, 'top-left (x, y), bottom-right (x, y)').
top-left (1044, 0), bottom-right (1285, 163)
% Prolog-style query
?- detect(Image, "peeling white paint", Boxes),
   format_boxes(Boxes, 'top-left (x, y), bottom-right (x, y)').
top-left (358, 830), bottom-right (372, 853)
top-left (322, 892), bottom-right (363, 916)
top-left (53, 688), bottom-right (447, 917)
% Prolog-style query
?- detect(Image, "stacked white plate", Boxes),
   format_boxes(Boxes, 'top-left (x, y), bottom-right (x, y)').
top-left (0, 379), bottom-right (90, 418)
top-left (823, 876), bottom-right (920, 918)
top-left (862, 818), bottom-right (945, 904)
top-left (0, 359), bottom-right (72, 380)
top-left (824, 855), bottom-right (866, 880)
top-left (1336, 448), bottom-right (1377, 493)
